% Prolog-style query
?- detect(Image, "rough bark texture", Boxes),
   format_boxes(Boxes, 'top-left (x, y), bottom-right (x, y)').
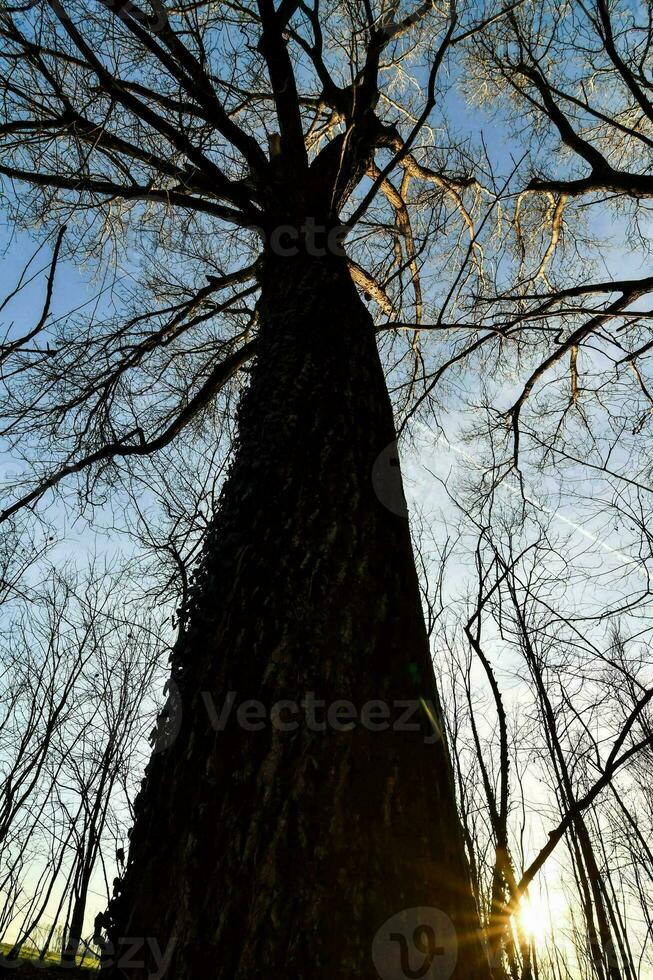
top-left (108, 252), bottom-right (490, 979)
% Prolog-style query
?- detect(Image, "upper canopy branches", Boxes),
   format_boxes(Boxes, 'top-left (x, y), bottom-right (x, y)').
top-left (2, 0), bottom-right (652, 228)
top-left (468, 1), bottom-right (653, 197)
top-left (0, 0), bottom-right (508, 230)
top-left (0, 0), bottom-right (652, 527)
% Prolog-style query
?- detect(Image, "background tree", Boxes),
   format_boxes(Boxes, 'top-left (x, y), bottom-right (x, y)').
top-left (0, 562), bottom-right (165, 964)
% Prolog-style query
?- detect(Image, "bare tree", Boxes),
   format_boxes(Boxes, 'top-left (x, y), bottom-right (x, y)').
top-left (0, 563), bottom-right (166, 965)
top-left (0, 0), bottom-right (651, 976)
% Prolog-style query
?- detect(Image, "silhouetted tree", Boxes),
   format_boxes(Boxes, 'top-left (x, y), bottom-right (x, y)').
top-left (1, 0), bottom-right (652, 975)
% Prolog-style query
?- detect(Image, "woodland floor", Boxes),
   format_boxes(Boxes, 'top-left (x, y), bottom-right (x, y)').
top-left (0, 945), bottom-right (97, 977)
top-left (0, 967), bottom-right (94, 977)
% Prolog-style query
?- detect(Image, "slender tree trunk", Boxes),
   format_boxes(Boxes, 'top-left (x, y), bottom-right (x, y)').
top-left (62, 755), bottom-right (114, 964)
top-left (61, 838), bottom-right (96, 965)
top-left (7, 800), bottom-right (82, 961)
top-left (108, 252), bottom-right (490, 979)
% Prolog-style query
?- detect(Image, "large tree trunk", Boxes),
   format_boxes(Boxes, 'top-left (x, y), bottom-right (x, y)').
top-left (108, 251), bottom-right (490, 979)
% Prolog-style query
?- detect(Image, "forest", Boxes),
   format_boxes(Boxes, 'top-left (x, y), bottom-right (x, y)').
top-left (0, 0), bottom-right (652, 976)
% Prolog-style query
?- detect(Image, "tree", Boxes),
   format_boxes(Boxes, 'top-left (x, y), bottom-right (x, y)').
top-left (0, 560), bottom-right (164, 965)
top-left (418, 467), bottom-right (653, 980)
top-left (1, 0), bottom-right (652, 976)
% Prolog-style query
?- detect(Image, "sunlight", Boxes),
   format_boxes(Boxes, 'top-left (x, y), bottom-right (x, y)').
top-left (518, 892), bottom-right (567, 945)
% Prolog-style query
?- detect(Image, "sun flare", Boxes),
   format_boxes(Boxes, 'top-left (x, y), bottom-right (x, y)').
top-left (518, 892), bottom-right (567, 945)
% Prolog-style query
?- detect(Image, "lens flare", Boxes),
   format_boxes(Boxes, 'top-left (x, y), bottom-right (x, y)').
top-left (518, 891), bottom-right (567, 945)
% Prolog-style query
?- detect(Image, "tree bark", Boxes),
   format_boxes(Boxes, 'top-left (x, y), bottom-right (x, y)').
top-left (108, 251), bottom-right (490, 979)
